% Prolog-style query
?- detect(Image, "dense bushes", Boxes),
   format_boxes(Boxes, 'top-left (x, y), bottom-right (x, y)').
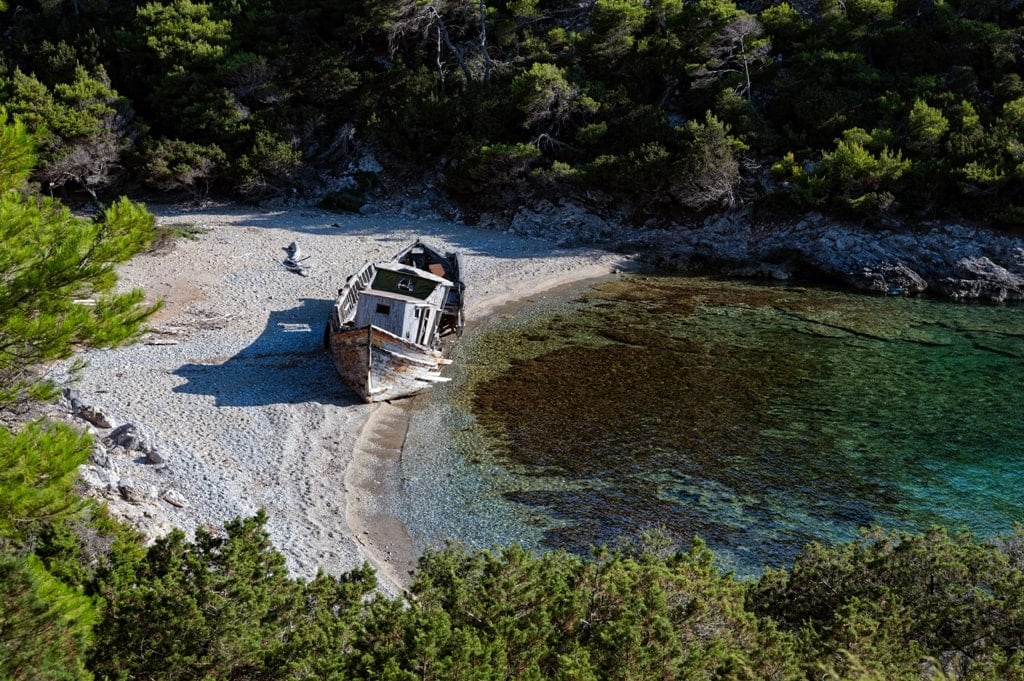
top-left (50, 518), bottom-right (1024, 680)
top-left (1, 0), bottom-right (1022, 224)
top-left (751, 526), bottom-right (1024, 679)
top-left (88, 512), bottom-right (379, 680)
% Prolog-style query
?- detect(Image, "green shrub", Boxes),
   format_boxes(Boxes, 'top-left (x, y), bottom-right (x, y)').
top-left (444, 142), bottom-right (541, 205)
top-left (673, 112), bottom-right (745, 209)
top-left (141, 137), bottom-right (225, 197)
top-left (749, 526), bottom-right (1024, 679)
top-left (231, 130), bottom-right (303, 200)
top-left (908, 99), bottom-right (949, 154)
top-left (0, 554), bottom-right (97, 681)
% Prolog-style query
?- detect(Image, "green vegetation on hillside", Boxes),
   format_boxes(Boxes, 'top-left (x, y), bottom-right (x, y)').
top-left (1, 0), bottom-right (1022, 224)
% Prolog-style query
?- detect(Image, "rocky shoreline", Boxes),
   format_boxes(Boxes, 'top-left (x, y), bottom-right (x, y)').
top-left (477, 200), bottom-right (1024, 303)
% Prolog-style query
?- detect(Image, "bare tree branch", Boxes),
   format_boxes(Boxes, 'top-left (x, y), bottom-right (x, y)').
top-left (690, 15), bottom-right (771, 101)
top-left (388, 0), bottom-right (494, 86)
top-left (479, 0), bottom-right (492, 82)
top-left (429, 5), bottom-right (472, 83)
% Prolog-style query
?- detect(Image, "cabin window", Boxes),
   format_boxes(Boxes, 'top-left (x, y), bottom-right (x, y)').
top-left (375, 303), bottom-right (391, 315)
top-left (397, 278), bottom-right (414, 292)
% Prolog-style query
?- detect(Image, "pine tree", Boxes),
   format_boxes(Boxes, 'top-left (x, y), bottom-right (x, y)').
top-left (0, 107), bottom-right (159, 414)
top-left (0, 554), bottom-right (97, 681)
top-left (0, 107), bottom-right (157, 680)
top-left (0, 422), bottom-right (93, 544)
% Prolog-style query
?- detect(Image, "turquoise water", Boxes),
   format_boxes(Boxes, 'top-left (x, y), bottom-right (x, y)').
top-left (395, 276), bottom-right (1024, 576)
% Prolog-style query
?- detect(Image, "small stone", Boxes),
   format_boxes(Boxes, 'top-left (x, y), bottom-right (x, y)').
top-left (79, 464), bottom-right (116, 491)
top-left (160, 489), bottom-right (188, 508)
top-left (106, 423), bottom-right (137, 445)
top-left (91, 441), bottom-right (111, 467)
top-left (117, 478), bottom-right (145, 504)
top-left (63, 388), bottom-right (84, 412)
top-left (78, 404), bottom-right (114, 429)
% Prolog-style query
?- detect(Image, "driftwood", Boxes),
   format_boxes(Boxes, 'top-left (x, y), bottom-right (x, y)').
top-left (282, 241), bottom-right (311, 276)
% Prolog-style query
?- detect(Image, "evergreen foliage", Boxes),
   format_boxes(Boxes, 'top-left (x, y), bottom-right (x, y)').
top-left (750, 526), bottom-right (1024, 679)
top-left (79, 520), bottom-right (1024, 680)
top-left (1, 0), bottom-right (1021, 222)
top-left (0, 109), bottom-right (158, 411)
top-left (370, 539), bottom-right (800, 680)
top-left (0, 553), bottom-right (97, 681)
top-left (89, 511), bottom-right (377, 680)
top-left (0, 110), bottom-right (156, 679)
top-left (0, 65), bottom-right (136, 202)
top-left (0, 422), bottom-right (93, 544)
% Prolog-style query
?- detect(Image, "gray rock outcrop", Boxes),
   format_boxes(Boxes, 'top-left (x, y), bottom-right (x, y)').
top-left (117, 478), bottom-right (156, 504)
top-left (64, 388), bottom-right (115, 428)
top-left (105, 423), bottom-right (149, 452)
top-left (933, 256), bottom-right (1024, 302)
top-left (606, 211), bottom-right (1024, 302)
top-left (103, 422), bottom-right (167, 465)
top-left (480, 196), bottom-right (1024, 302)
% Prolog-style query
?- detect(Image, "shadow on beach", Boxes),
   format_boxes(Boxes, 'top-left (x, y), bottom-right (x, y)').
top-left (172, 297), bottom-right (361, 407)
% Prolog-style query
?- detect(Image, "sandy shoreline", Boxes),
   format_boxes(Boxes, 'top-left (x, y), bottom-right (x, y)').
top-left (65, 203), bottom-right (631, 595)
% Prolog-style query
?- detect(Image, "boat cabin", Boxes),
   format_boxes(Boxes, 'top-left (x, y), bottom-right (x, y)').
top-left (351, 262), bottom-right (453, 347)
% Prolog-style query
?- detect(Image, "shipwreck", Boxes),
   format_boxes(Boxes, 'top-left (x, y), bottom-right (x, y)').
top-left (325, 240), bottom-right (465, 402)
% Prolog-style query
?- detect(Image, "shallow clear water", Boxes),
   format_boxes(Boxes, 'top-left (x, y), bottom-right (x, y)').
top-left (394, 276), bottom-right (1024, 576)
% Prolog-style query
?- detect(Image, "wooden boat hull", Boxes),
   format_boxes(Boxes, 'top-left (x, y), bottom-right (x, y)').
top-left (328, 324), bottom-right (450, 402)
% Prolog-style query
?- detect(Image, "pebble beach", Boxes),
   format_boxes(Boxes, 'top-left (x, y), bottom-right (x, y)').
top-left (61, 203), bottom-right (629, 595)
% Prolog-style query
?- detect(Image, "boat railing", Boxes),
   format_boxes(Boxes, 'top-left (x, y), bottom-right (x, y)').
top-left (336, 262), bottom-right (375, 322)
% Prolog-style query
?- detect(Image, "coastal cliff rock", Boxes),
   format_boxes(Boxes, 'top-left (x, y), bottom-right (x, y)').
top-left (734, 216), bottom-right (1024, 302)
top-left (933, 256), bottom-right (1024, 302)
top-left (477, 199), bottom-right (1024, 302)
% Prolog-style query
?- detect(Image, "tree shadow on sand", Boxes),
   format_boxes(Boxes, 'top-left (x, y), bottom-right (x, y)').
top-left (172, 298), bottom-right (361, 407)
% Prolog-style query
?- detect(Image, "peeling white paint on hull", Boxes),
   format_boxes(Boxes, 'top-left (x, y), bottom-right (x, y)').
top-left (329, 325), bottom-right (450, 403)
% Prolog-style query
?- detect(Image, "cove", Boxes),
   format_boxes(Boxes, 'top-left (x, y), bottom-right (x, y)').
top-left (393, 275), bottom-right (1024, 576)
